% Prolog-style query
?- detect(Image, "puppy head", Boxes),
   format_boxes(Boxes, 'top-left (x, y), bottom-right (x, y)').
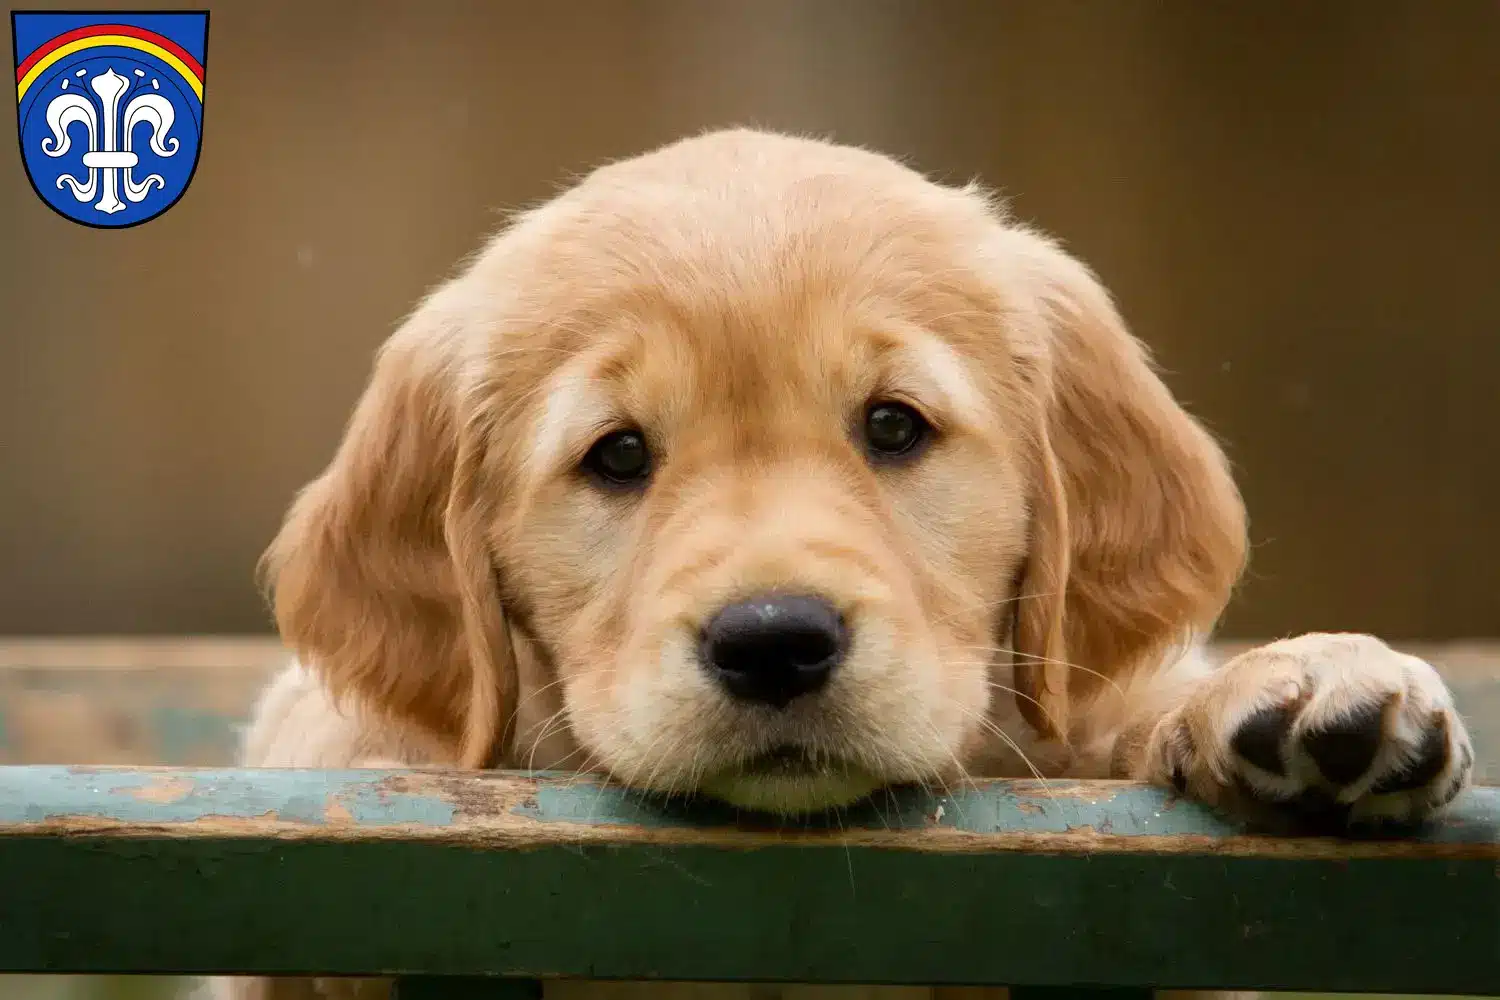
top-left (264, 129), bottom-right (1246, 809)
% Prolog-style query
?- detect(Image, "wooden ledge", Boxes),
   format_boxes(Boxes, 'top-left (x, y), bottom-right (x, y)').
top-left (3, 765), bottom-right (1498, 858)
top-left (0, 766), bottom-right (1497, 992)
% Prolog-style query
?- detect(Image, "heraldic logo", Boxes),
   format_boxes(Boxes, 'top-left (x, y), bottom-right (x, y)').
top-left (12, 10), bottom-right (209, 228)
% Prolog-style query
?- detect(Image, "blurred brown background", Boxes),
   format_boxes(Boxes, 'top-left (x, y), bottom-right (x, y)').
top-left (2, 0), bottom-right (1496, 641)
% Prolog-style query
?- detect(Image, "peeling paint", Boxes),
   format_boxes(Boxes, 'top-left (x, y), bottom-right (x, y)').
top-left (0, 767), bottom-right (457, 827)
top-left (128, 775), bottom-right (196, 804)
top-left (508, 773), bottom-right (1499, 845)
top-left (0, 766), bottom-right (1493, 851)
top-left (511, 776), bottom-right (1243, 837)
top-left (323, 800), bottom-right (354, 823)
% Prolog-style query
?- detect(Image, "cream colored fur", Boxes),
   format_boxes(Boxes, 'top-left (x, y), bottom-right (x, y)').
top-left (211, 129), bottom-right (1471, 1000)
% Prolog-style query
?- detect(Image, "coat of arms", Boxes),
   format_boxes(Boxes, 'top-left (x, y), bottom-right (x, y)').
top-left (13, 11), bottom-right (209, 228)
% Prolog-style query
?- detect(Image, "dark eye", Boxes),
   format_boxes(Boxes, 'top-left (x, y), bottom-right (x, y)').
top-left (863, 401), bottom-right (930, 459)
top-left (582, 429), bottom-right (652, 486)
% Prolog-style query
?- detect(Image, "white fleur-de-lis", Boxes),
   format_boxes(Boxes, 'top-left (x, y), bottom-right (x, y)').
top-left (42, 67), bottom-right (179, 215)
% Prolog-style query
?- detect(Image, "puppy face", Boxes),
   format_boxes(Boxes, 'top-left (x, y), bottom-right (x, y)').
top-left (500, 255), bottom-right (1032, 812)
top-left (264, 129), bottom-right (1247, 813)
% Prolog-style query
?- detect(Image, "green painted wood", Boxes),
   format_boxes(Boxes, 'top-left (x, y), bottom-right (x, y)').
top-left (0, 767), bottom-right (1497, 992)
top-left (393, 976), bottom-right (544, 999)
top-left (1010, 989), bottom-right (1155, 1000)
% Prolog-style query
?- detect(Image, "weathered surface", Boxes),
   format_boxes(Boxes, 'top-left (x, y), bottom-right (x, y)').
top-left (0, 766), bottom-right (1497, 993)
top-left (3, 765), bottom-right (1498, 856)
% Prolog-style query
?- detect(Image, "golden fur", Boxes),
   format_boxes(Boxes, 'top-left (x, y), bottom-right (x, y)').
top-left (216, 129), bottom-right (1472, 1000)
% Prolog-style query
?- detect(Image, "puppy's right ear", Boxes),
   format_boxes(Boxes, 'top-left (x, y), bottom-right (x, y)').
top-left (1003, 228), bottom-right (1247, 745)
top-left (260, 308), bottom-right (513, 767)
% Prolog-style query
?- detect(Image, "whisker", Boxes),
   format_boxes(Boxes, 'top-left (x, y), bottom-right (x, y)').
top-left (946, 699), bottom-right (1058, 809)
top-left (833, 806), bottom-right (857, 897)
top-left (915, 717), bottom-right (976, 828)
top-left (640, 724), bottom-right (695, 800)
top-left (509, 674), bottom-right (573, 731)
top-left (527, 738), bottom-right (597, 773)
top-left (946, 691), bottom-right (1083, 827)
top-left (925, 588), bottom-right (1063, 630)
top-left (978, 644), bottom-right (1127, 702)
top-left (942, 653), bottom-right (1069, 737)
top-left (521, 706), bottom-right (572, 771)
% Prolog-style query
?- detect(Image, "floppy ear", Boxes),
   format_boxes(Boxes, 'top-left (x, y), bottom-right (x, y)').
top-left (1007, 232), bottom-right (1248, 743)
top-left (260, 311), bottom-right (513, 768)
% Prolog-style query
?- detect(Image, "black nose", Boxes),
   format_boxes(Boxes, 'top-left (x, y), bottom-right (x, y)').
top-left (700, 593), bottom-right (847, 708)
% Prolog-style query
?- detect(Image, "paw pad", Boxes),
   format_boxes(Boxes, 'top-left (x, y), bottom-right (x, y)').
top-left (1368, 714), bottom-right (1451, 794)
top-left (1229, 702), bottom-right (1297, 777)
top-left (1155, 635), bottom-right (1474, 828)
top-left (1221, 690), bottom-right (1467, 824)
top-left (1300, 697), bottom-right (1392, 785)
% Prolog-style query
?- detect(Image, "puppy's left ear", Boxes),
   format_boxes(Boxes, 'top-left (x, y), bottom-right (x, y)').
top-left (1003, 228), bottom-right (1249, 743)
top-left (260, 307), bottom-right (514, 768)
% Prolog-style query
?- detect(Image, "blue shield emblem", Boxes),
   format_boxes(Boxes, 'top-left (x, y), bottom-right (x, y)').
top-left (12, 10), bottom-right (209, 228)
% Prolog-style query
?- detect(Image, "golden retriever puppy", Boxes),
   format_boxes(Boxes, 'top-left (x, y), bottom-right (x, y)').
top-left (217, 129), bottom-right (1473, 1000)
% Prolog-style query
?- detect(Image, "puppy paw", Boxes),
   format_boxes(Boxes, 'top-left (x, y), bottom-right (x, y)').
top-left (1144, 633), bottom-right (1474, 829)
